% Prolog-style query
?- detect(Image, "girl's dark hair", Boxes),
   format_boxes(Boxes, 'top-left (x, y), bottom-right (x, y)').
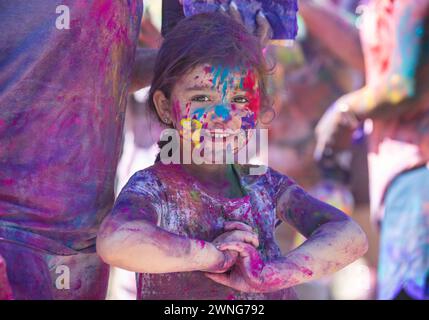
top-left (148, 12), bottom-right (273, 161)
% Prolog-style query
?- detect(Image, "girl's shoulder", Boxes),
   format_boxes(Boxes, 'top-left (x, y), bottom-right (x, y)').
top-left (234, 164), bottom-right (296, 185)
top-left (122, 163), bottom-right (168, 194)
top-left (127, 162), bottom-right (189, 191)
top-left (234, 164), bottom-right (297, 199)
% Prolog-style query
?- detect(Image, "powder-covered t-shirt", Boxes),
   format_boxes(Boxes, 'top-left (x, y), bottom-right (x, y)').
top-left (0, 0), bottom-right (143, 251)
top-left (112, 162), bottom-right (299, 300)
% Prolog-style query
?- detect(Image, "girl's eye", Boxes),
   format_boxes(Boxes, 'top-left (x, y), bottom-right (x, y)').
top-left (232, 96), bottom-right (249, 104)
top-left (191, 95), bottom-right (211, 102)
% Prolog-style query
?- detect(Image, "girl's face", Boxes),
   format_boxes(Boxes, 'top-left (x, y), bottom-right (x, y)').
top-left (168, 63), bottom-right (261, 161)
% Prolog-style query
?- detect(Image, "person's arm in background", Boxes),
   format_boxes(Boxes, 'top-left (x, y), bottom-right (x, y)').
top-left (129, 11), bottom-right (163, 93)
top-left (299, 0), bottom-right (365, 73)
top-left (315, 0), bottom-right (429, 159)
top-left (341, 0), bottom-right (429, 118)
top-left (129, 47), bottom-right (158, 93)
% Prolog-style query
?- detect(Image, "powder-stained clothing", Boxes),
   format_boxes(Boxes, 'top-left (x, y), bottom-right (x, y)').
top-left (359, 0), bottom-right (429, 300)
top-left (0, 0), bottom-right (142, 298)
top-left (378, 166), bottom-right (429, 300)
top-left (112, 162), bottom-right (299, 300)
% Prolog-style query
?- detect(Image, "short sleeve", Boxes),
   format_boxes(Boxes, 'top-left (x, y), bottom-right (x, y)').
top-left (265, 167), bottom-right (298, 205)
top-left (110, 169), bottom-right (167, 226)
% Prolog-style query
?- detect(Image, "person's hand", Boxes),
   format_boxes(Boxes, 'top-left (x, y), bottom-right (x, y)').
top-left (314, 95), bottom-right (360, 161)
top-left (203, 221), bottom-right (259, 274)
top-left (212, 221), bottom-right (259, 248)
top-left (219, 1), bottom-right (273, 48)
top-left (204, 242), bottom-right (279, 293)
top-left (314, 103), bottom-right (343, 161)
top-left (200, 243), bottom-right (239, 274)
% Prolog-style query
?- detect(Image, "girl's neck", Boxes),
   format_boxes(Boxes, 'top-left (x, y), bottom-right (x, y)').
top-left (181, 163), bottom-right (229, 184)
top-left (180, 163), bottom-right (245, 199)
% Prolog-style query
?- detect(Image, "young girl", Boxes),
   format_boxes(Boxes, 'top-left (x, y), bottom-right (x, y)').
top-left (97, 12), bottom-right (368, 300)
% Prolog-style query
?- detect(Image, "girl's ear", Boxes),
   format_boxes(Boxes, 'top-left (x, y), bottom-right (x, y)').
top-left (153, 90), bottom-right (173, 125)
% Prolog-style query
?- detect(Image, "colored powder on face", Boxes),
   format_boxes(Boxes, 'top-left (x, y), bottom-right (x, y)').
top-left (242, 70), bottom-right (261, 118)
top-left (210, 65), bottom-right (240, 101)
top-left (173, 100), bottom-right (182, 123)
top-left (203, 65), bottom-right (212, 74)
top-left (211, 66), bottom-right (222, 89)
top-left (213, 104), bottom-right (232, 121)
top-left (191, 107), bottom-right (206, 120)
top-left (222, 80), bottom-right (228, 99)
top-left (240, 112), bottom-right (256, 130)
top-left (185, 102), bottom-right (191, 117)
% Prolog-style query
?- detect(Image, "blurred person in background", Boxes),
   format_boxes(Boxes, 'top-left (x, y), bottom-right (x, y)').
top-left (316, 0), bottom-right (429, 300)
top-left (0, 0), bottom-right (157, 299)
top-left (266, 0), bottom-right (376, 299)
top-left (107, 6), bottom-right (163, 299)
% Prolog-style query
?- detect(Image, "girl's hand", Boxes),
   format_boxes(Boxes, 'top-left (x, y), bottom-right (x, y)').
top-left (213, 221), bottom-right (259, 248)
top-left (203, 221), bottom-right (259, 274)
top-left (200, 242), bottom-right (238, 274)
top-left (205, 242), bottom-right (278, 293)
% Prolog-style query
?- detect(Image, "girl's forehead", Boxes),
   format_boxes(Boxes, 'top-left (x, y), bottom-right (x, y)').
top-left (183, 64), bottom-right (256, 83)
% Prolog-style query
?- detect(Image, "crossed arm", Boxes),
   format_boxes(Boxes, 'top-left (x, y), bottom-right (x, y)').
top-left (206, 185), bottom-right (368, 293)
top-left (269, 186), bottom-right (368, 289)
top-left (96, 173), bottom-right (258, 274)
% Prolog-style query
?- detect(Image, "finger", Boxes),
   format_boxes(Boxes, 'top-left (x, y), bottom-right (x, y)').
top-left (229, 1), bottom-right (245, 26)
top-left (256, 11), bottom-right (272, 46)
top-left (218, 241), bottom-right (253, 257)
top-left (313, 137), bottom-right (326, 162)
top-left (217, 4), bottom-right (229, 16)
top-left (224, 221), bottom-right (253, 232)
top-left (232, 230), bottom-right (259, 248)
top-left (204, 272), bottom-right (231, 286)
top-left (224, 249), bottom-right (239, 259)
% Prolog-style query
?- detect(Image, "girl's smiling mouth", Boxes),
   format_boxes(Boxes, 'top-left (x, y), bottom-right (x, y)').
top-left (204, 129), bottom-right (241, 141)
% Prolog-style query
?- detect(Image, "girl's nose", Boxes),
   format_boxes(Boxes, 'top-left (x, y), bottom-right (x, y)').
top-left (210, 104), bottom-right (232, 121)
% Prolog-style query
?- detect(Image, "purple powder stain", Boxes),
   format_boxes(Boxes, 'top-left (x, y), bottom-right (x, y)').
top-left (182, 0), bottom-right (298, 40)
